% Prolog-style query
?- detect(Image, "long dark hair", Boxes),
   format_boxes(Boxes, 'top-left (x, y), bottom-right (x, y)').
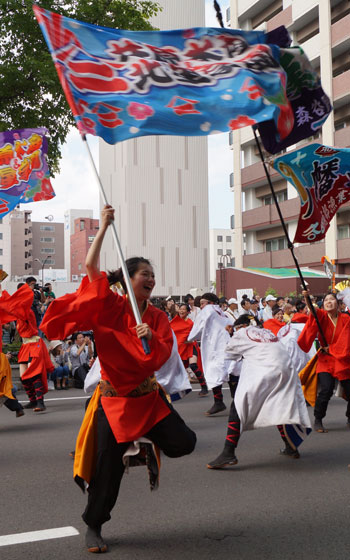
top-left (107, 257), bottom-right (152, 293)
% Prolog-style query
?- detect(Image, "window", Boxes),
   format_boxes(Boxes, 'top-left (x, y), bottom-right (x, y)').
top-left (226, 249), bottom-right (232, 256)
top-left (40, 237), bottom-right (55, 243)
top-left (41, 248), bottom-right (55, 254)
top-left (78, 263), bottom-right (82, 271)
top-left (80, 220), bottom-right (85, 231)
top-left (88, 235), bottom-right (96, 243)
top-left (265, 237), bottom-right (288, 252)
top-left (217, 249), bottom-right (223, 255)
top-left (338, 224), bottom-right (350, 239)
top-left (217, 235), bottom-right (223, 242)
top-left (0, 233), bottom-right (3, 240)
top-left (263, 191), bottom-right (287, 205)
top-left (0, 249), bottom-right (3, 256)
top-left (226, 236), bottom-right (231, 242)
top-left (40, 225), bottom-right (55, 232)
top-left (45, 258), bottom-right (55, 265)
top-left (0, 264), bottom-right (3, 270)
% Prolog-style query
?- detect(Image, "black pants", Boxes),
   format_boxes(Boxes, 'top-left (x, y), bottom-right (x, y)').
top-left (314, 372), bottom-right (350, 420)
top-left (225, 376), bottom-right (241, 449)
top-left (82, 396), bottom-right (196, 528)
top-left (4, 397), bottom-right (23, 412)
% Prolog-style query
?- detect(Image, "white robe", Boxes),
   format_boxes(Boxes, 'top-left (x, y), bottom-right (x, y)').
top-left (225, 326), bottom-right (311, 431)
top-left (84, 332), bottom-right (191, 398)
top-left (188, 304), bottom-right (232, 389)
top-left (278, 323), bottom-right (316, 373)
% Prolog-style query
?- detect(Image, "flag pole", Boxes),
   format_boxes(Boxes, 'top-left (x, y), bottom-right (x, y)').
top-left (82, 134), bottom-right (151, 355)
top-left (252, 127), bottom-right (328, 346)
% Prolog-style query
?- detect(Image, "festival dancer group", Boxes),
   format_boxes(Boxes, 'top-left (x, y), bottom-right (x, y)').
top-left (2, 205), bottom-right (350, 554)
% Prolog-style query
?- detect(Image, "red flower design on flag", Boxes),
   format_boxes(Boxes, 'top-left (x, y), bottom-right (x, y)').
top-left (228, 115), bottom-right (256, 130)
top-left (127, 102), bottom-right (155, 120)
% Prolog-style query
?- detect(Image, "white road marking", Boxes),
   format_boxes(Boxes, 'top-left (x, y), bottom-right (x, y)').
top-left (0, 526), bottom-right (79, 547)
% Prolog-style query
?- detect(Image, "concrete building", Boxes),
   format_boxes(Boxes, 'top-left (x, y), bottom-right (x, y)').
top-left (64, 209), bottom-right (93, 281)
top-left (228, 0), bottom-right (350, 275)
top-left (209, 228), bottom-right (235, 283)
top-left (0, 208), bottom-right (33, 279)
top-left (99, 0), bottom-right (209, 298)
top-left (71, 217), bottom-right (99, 281)
top-left (31, 221), bottom-right (64, 282)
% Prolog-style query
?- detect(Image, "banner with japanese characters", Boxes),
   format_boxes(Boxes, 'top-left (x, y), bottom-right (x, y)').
top-left (257, 48), bottom-right (331, 154)
top-left (0, 128), bottom-right (55, 218)
top-left (273, 144), bottom-right (350, 243)
top-left (34, 6), bottom-right (296, 144)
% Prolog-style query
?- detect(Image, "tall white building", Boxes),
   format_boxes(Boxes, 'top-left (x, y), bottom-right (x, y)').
top-left (64, 209), bottom-right (93, 281)
top-left (99, 0), bottom-right (210, 297)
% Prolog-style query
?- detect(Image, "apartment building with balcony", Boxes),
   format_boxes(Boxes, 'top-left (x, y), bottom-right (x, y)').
top-left (209, 228), bottom-right (236, 283)
top-left (229, 0), bottom-right (350, 275)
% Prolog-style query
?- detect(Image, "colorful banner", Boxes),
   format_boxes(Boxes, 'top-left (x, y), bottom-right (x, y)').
top-left (257, 47), bottom-right (331, 154)
top-left (273, 144), bottom-right (350, 243)
top-left (33, 6), bottom-right (295, 144)
top-left (0, 128), bottom-right (55, 218)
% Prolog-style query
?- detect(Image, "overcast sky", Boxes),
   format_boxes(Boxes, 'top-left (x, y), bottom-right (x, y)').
top-left (22, 0), bottom-right (233, 230)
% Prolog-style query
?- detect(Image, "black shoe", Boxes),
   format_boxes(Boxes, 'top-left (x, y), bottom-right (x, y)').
top-left (85, 526), bottom-right (108, 553)
top-left (280, 446), bottom-right (300, 459)
top-left (33, 401), bottom-right (46, 412)
top-left (207, 449), bottom-right (238, 469)
top-left (314, 419), bottom-right (328, 433)
top-left (198, 386), bottom-right (209, 397)
top-left (16, 409), bottom-right (25, 418)
top-left (24, 401), bottom-right (37, 409)
top-left (205, 402), bottom-right (226, 416)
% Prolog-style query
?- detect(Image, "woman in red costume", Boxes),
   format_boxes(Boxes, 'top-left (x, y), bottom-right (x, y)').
top-left (298, 291), bottom-right (350, 433)
top-left (0, 281), bottom-right (53, 412)
top-left (170, 303), bottom-right (208, 396)
top-left (263, 305), bottom-right (285, 335)
top-left (40, 205), bottom-right (196, 554)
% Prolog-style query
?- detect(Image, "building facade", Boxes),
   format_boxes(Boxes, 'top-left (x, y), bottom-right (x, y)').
top-left (64, 209), bottom-right (93, 281)
top-left (71, 217), bottom-right (99, 281)
top-left (0, 209), bottom-right (33, 278)
top-left (209, 228), bottom-right (235, 283)
top-left (229, 0), bottom-right (350, 274)
top-left (99, 0), bottom-right (210, 298)
top-left (31, 221), bottom-right (64, 281)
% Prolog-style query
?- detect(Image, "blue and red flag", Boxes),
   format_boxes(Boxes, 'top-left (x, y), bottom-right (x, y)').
top-left (273, 144), bottom-right (350, 243)
top-left (0, 128), bottom-right (55, 219)
top-left (33, 6), bottom-right (295, 144)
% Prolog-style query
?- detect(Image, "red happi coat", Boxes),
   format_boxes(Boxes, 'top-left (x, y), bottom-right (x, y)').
top-left (0, 285), bottom-right (53, 391)
top-left (298, 308), bottom-right (350, 380)
top-left (40, 274), bottom-right (173, 442)
top-left (170, 315), bottom-right (195, 361)
top-left (291, 312), bottom-right (308, 324)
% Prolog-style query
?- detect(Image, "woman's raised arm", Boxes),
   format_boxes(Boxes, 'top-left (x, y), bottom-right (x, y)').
top-left (85, 205), bottom-right (115, 282)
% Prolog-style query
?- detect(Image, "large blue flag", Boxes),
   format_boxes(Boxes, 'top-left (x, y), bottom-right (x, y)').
top-left (273, 144), bottom-right (350, 243)
top-left (0, 128), bottom-right (55, 219)
top-left (34, 6), bottom-right (295, 144)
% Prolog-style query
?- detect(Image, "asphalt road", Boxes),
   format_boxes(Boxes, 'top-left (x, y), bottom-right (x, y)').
top-left (1, 386), bottom-right (350, 560)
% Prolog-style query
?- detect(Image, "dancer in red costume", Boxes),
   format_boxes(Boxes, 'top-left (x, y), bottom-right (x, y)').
top-left (40, 205), bottom-right (196, 554)
top-left (170, 303), bottom-right (208, 396)
top-left (0, 282), bottom-right (53, 412)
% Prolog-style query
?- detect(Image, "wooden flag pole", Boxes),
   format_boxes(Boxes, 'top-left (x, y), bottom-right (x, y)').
top-left (82, 135), bottom-right (151, 355)
top-left (252, 127), bottom-right (328, 347)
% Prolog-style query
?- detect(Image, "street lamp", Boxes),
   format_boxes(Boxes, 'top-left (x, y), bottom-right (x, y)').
top-left (34, 255), bottom-right (51, 286)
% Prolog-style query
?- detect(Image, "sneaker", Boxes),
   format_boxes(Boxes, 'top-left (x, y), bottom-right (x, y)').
top-left (198, 386), bottom-right (209, 397)
top-left (314, 419), bottom-right (328, 433)
top-left (207, 449), bottom-right (238, 469)
top-left (24, 401), bottom-right (37, 409)
top-left (205, 402), bottom-right (226, 416)
top-left (16, 409), bottom-right (25, 418)
top-left (85, 526), bottom-right (108, 553)
top-left (33, 401), bottom-right (46, 412)
top-left (279, 446), bottom-right (300, 459)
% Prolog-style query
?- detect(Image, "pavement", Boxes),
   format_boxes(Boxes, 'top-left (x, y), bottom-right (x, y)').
top-left (1, 386), bottom-right (350, 560)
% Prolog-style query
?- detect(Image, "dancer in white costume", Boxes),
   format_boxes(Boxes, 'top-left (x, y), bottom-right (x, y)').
top-left (188, 293), bottom-right (233, 415)
top-left (207, 316), bottom-right (311, 469)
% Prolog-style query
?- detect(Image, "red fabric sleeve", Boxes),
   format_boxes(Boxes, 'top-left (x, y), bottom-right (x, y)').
top-left (298, 308), bottom-right (326, 352)
top-left (40, 274), bottom-right (121, 340)
top-left (0, 285), bottom-right (34, 324)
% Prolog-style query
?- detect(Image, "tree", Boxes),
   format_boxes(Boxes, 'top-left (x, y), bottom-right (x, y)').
top-left (0, 0), bottom-right (161, 174)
